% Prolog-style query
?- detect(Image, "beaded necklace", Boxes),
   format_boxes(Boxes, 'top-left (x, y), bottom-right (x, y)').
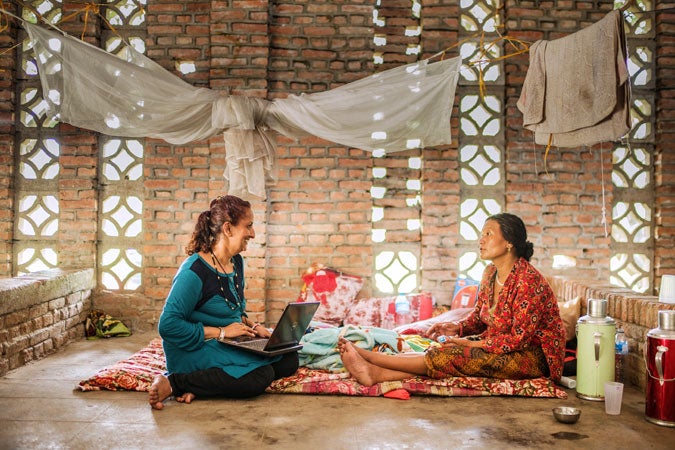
top-left (211, 251), bottom-right (242, 311)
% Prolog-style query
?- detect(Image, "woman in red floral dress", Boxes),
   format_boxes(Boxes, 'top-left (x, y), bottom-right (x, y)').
top-left (338, 213), bottom-right (565, 386)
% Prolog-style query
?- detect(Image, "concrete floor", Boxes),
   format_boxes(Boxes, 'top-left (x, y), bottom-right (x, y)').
top-left (0, 332), bottom-right (673, 450)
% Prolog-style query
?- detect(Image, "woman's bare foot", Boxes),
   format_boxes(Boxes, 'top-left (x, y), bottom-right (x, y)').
top-left (176, 392), bottom-right (196, 404)
top-left (337, 337), bottom-right (349, 353)
top-left (148, 374), bottom-right (172, 410)
top-left (339, 338), bottom-right (377, 386)
top-left (337, 337), bottom-right (376, 362)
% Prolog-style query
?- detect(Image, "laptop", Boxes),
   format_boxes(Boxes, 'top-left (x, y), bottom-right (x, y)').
top-left (218, 302), bottom-right (320, 356)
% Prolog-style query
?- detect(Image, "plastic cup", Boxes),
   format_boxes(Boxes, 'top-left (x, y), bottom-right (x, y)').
top-left (604, 381), bottom-right (624, 415)
top-left (659, 274), bottom-right (675, 304)
top-left (419, 293), bottom-right (433, 320)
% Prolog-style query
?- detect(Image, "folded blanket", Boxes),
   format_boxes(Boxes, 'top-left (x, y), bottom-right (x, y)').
top-left (517, 10), bottom-right (630, 147)
top-left (299, 325), bottom-right (401, 372)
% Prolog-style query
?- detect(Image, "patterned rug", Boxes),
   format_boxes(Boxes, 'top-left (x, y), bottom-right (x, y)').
top-left (77, 338), bottom-right (567, 399)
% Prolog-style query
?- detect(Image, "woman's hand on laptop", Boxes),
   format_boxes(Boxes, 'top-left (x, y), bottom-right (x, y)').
top-left (242, 317), bottom-right (271, 338)
top-left (215, 322), bottom-right (258, 341)
top-left (251, 323), bottom-right (271, 338)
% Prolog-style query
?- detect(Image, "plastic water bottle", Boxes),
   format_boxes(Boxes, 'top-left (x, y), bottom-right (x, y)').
top-left (394, 293), bottom-right (412, 326)
top-left (615, 328), bottom-right (628, 383)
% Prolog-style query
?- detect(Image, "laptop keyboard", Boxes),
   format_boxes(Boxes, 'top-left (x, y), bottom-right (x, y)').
top-left (236, 338), bottom-right (269, 350)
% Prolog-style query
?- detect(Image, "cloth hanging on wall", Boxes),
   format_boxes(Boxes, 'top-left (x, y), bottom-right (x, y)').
top-left (516, 10), bottom-right (630, 147)
top-left (24, 22), bottom-right (462, 200)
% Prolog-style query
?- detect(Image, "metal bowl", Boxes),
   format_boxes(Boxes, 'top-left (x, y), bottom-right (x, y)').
top-left (552, 406), bottom-right (581, 424)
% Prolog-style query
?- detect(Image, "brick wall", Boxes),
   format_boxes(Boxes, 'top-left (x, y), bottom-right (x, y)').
top-left (0, 269), bottom-right (94, 376)
top-left (655, 4), bottom-right (675, 281)
top-left (0, 1), bottom-right (673, 333)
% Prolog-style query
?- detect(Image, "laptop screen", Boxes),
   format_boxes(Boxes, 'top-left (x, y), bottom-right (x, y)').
top-left (266, 302), bottom-right (319, 349)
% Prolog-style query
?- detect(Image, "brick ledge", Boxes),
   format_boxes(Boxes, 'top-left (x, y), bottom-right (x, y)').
top-left (550, 275), bottom-right (675, 390)
top-left (0, 269), bottom-right (95, 316)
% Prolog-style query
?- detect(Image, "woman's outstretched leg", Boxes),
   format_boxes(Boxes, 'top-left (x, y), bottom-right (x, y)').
top-left (337, 337), bottom-right (428, 386)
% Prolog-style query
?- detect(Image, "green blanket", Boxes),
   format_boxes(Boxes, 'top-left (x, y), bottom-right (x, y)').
top-left (85, 310), bottom-right (131, 339)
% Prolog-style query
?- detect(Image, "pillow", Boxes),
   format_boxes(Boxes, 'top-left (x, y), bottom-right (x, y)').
top-left (394, 308), bottom-right (474, 335)
top-left (558, 296), bottom-right (581, 342)
top-left (391, 294), bottom-right (579, 341)
top-left (297, 264), bottom-right (363, 327)
top-left (78, 338), bottom-right (166, 391)
top-left (343, 296), bottom-right (395, 328)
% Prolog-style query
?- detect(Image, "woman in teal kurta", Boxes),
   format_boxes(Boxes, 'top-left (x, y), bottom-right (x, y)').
top-left (149, 196), bottom-right (298, 409)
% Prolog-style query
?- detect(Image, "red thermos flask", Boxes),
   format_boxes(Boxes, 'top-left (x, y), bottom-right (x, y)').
top-left (645, 310), bottom-right (675, 427)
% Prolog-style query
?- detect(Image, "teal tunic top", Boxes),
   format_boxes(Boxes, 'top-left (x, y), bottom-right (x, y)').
top-left (158, 253), bottom-right (280, 378)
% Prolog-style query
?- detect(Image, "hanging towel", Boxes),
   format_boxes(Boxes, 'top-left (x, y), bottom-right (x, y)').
top-left (517, 10), bottom-right (630, 147)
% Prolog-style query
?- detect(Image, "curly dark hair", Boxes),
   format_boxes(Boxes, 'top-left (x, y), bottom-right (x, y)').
top-left (185, 195), bottom-right (251, 255)
top-left (487, 213), bottom-right (534, 261)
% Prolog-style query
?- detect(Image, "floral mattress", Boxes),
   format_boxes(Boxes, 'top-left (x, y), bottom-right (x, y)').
top-left (77, 337), bottom-right (567, 399)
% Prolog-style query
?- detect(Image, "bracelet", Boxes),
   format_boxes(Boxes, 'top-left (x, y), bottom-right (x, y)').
top-left (218, 327), bottom-right (225, 341)
top-left (252, 323), bottom-right (260, 330)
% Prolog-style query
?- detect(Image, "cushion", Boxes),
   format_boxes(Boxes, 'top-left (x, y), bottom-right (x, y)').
top-left (297, 263), bottom-right (363, 327)
top-left (393, 308), bottom-right (474, 335)
top-left (77, 338), bottom-right (165, 391)
top-left (395, 296), bottom-right (580, 342)
top-left (558, 296), bottom-right (581, 342)
top-left (344, 293), bottom-right (436, 328)
top-left (343, 296), bottom-right (395, 328)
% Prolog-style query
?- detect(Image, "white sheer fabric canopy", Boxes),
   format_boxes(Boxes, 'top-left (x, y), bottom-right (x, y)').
top-left (25, 22), bottom-right (461, 199)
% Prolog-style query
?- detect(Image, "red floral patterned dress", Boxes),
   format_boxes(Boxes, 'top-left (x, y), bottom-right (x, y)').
top-left (425, 258), bottom-right (565, 381)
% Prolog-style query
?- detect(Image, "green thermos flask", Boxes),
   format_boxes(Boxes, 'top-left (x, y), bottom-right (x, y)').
top-left (576, 298), bottom-right (616, 401)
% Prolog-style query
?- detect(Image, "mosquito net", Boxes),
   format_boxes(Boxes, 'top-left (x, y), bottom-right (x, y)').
top-left (25, 22), bottom-right (461, 199)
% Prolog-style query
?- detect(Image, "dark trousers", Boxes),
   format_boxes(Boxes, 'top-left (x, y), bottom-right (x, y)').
top-left (167, 352), bottom-right (299, 399)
